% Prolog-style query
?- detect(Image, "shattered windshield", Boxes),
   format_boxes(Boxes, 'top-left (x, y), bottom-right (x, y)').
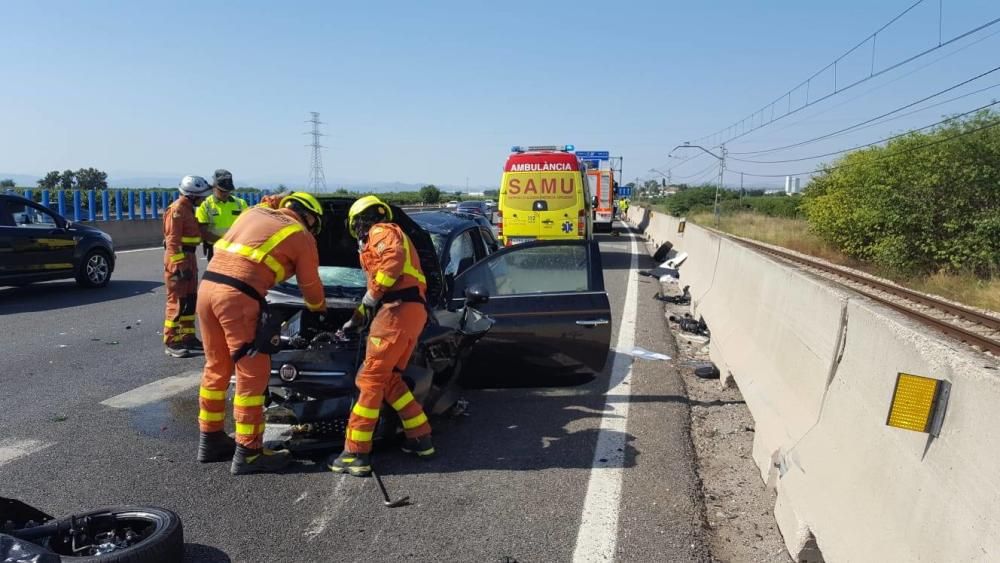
top-left (285, 266), bottom-right (367, 290)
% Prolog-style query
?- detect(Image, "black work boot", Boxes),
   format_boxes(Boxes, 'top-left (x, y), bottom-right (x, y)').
top-left (327, 451), bottom-right (372, 477)
top-left (401, 435), bottom-right (436, 459)
top-left (164, 341), bottom-right (189, 358)
top-left (182, 336), bottom-right (204, 351)
top-left (197, 431), bottom-right (236, 463)
top-left (230, 445), bottom-right (291, 475)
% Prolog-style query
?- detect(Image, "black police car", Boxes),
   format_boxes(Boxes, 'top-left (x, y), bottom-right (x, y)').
top-left (0, 193), bottom-right (116, 288)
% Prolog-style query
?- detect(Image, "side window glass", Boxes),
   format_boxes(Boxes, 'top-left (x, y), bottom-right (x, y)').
top-left (444, 231), bottom-right (476, 277)
top-left (8, 201), bottom-right (58, 228)
top-left (458, 244), bottom-right (590, 297)
top-left (480, 227), bottom-right (499, 254)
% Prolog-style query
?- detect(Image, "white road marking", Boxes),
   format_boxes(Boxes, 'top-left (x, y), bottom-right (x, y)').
top-left (115, 247), bottom-right (161, 254)
top-left (0, 438), bottom-right (55, 468)
top-left (572, 225), bottom-right (640, 562)
top-left (100, 370), bottom-right (203, 409)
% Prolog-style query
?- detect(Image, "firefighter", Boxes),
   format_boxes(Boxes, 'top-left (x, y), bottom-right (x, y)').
top-left (328, 195), bottom-right (433, 477)
top-left (163, 175), bottom-right (212, 358)
top-left (195, 169), bottom-right (248, 261)
top-left (195, 192), bottom-right (327, 475)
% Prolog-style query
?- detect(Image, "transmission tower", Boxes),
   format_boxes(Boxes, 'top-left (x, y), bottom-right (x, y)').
top-left (304, 112), bottom-right (327, 192)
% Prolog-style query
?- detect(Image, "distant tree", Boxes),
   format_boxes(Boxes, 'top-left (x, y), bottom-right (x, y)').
top-left (334, 188), bottom-right (349, 195)
top-left (483, 189), bottom-right (499, 198)
top-left (419, 184), bottom-right (441, 204)
top-left (0, 179), bottom-right (14, 189)
top-left (276, 183), bottom-right (288, 192)
top-left (38, 171), bottom-right (61, 190)
top-left (59, 170), bottom-right (75, 191)
top-left (661, 179), bottom-right (666, 188)
top-left (643, 179), bottom-right (659, 192)
top-left (75, 168), bottom-right (108, 191)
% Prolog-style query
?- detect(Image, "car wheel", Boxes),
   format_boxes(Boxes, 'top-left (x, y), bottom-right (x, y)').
top-left (76, 250), bottom-right (112, 288)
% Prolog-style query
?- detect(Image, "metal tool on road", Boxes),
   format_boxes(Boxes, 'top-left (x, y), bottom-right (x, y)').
top-left (372, 465), bottom-right (410, 508)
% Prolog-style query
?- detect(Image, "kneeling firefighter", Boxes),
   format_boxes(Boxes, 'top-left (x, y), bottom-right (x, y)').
top-left (328, 195), bottom-right (434, 477)
top-left (195, 192), bottom-right (327, 475)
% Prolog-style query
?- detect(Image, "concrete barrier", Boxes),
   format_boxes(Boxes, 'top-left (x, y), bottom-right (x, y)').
top-left (630, 205), bottom-right (1000, 561)
top-left (82, 219), bottom-right (163, 250)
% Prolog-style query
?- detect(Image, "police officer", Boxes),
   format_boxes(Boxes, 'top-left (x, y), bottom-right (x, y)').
top-left (196, 169), bottom-right (248, 261)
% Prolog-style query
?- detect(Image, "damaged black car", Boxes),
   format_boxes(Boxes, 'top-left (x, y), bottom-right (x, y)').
top-left (263, 197), bottom-right (612, 452)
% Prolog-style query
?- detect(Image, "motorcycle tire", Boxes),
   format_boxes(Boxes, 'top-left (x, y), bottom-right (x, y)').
top-left (653, 242), bottom-right (673, 263)
top-left (34, 506), bottom-right (182, 563)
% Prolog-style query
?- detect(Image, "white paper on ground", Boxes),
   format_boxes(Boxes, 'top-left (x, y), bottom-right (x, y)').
top-left (625, 347), bottom-right (672, 361)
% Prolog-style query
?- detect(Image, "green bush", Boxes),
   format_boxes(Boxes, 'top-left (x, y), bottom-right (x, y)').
top-left (802, 109), bottom-right (1000, 277)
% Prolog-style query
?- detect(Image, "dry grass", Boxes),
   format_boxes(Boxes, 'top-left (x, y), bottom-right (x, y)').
top-left (689, 212), bottom-right (999, 313)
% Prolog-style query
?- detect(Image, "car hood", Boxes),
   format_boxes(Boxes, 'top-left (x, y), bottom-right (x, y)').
top-left (276, 197), bottom-right (446, 308)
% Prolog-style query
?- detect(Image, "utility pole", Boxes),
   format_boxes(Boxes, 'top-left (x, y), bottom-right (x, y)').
top-left (305, 112), bottom-right (327, 192)
top-left (712, 144), bottom-right (727, 227)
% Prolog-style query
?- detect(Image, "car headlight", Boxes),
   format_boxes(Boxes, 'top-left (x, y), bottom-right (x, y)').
top-left (279, 363), bottom-right (298, 382)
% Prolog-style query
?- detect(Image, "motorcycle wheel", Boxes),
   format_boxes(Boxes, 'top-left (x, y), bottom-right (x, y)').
top-left (33, 506), bottom-right (182, 563)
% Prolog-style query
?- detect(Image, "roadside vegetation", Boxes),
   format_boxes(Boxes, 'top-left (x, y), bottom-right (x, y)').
top-left (647, 110), bottom-right (1000, 312)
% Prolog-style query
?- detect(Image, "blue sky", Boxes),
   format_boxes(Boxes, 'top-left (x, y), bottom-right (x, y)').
top-left (2, 1), bottom-right (998, 189)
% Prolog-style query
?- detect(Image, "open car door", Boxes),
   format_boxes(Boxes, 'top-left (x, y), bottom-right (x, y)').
top-left (450, 239), bottom-right (612, 379)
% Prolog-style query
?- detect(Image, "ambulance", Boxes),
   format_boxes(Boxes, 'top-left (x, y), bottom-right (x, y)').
top-left (497, 145), bottom-right (592, 246)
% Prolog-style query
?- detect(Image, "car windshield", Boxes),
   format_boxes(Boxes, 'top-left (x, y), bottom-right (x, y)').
top-left (285, 266), bottom-right (367, 291)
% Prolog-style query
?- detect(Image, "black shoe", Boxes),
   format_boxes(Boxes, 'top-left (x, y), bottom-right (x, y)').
top-left (164, 342), bottom-right (189, 358)
top-left (327, 451), bottom-right (372, 477)
top-left (401, 435), bottom-right (436, 459)
top-left (230, 445), bottom-right (291, 475)
top-left (197, 431), bottom-right (236, 463)
top-left (182, 337), bottom-right (204, 351)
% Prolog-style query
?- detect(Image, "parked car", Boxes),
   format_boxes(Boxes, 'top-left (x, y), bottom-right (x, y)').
top-left (445, 200), bottom-right (460, 209)
top-left (263, 196), bottom-right (612, 451)
top-left (0, 193), bottom-right (116, 288)
top-left (455, 200), bottom-right (488, 217)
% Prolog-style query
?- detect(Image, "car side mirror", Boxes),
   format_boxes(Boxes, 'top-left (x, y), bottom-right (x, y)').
top-left (464, 285), bottom-right (489, 306)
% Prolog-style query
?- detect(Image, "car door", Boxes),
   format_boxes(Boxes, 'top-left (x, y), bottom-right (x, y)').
top-left (4, 199), bottom-right (76, 276)
top-left (450, 239), bottom-right (612, 378)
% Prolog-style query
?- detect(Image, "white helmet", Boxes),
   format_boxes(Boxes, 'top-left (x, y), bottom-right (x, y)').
top-left (179, 175), bottom-right (211, 197)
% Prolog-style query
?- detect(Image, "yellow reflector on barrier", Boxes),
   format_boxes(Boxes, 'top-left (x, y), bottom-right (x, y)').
top-left (886, 372), bottom-right (942, 433)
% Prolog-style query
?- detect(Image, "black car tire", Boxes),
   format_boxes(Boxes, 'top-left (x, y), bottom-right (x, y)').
top-left (25, 506), bottom-right (182, 563)
top-left (76, 249), bottom-right (112, 288)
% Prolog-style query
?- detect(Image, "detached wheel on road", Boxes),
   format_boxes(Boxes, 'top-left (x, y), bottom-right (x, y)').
top-left (76, 250), bottom-right (112, 288)
top-left (18, 506), bottom-right (183, 563)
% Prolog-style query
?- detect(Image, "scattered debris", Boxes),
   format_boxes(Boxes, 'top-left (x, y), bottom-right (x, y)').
top-left (57, 344), bottom-right (68, 348)
top-left (639, 266), bottom-right (680, 280)
top-left (125, 325), bottom-right (132, 330)
top-left (105, 341), bottom-right (120, 345)
top-left (669, 313), bottom-right (711, 337)
top-left (655, 286), bottom-right (691, 305)
top-left (625, 347), bottom-right (672, 361)
top-left (694, 364), bottom-right (721, 379)
top-left (49, 415), bottom-right (68, 422)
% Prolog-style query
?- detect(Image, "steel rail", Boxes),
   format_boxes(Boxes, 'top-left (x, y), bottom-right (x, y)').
top-left (721, 233), bottom-right (1000, 356)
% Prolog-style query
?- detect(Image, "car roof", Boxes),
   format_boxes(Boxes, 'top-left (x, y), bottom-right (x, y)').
top-left (410, 210), bottom-right (479, 236)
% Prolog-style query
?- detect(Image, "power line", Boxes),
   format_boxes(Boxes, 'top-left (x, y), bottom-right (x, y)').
top-left (692, 9), bottom-right (1000, 146)
top-left (733, 24), bottom-right (1000, 145)
top-left (729, 116), bottom-right (1000, 177)
top-left (673, 161), bottom-right (719, 180)
top-left (729, 99), bottom-right (1000, 164)
top-left (729, 65), bottom-right (1000, 156)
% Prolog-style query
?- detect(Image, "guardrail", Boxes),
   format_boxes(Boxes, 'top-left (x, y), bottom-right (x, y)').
top-left (4, 188), bottom-right (267, 221)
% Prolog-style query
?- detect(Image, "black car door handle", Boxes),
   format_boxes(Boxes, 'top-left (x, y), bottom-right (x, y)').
top-left (576, 319), bottom-right (609, 327)
top-left (541, 219), bottom-right (554, 225)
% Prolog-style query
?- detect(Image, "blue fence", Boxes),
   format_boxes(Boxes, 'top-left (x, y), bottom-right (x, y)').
top-left (3, 189), bottom-right (264, 221)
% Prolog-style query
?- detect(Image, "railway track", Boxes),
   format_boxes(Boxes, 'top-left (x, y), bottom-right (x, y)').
top-left (723, 233), bottom-right (1000, 357)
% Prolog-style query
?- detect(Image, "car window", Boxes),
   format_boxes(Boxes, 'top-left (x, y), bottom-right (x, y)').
top-left (480, 227), bottom-right (499, 253)
top-left (7, 201), bottom-right (58, 228)
top-left (459, 244), bottom-right (589, 296)
top-left (444, 231), bottom-right (476, 277)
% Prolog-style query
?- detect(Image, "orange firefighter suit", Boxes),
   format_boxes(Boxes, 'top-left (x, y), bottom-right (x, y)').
top-left (344, 222), bottom-right (431, 454)
top-left (162, 196), bottom-right (202, 344)
top-left (196, 207), bottom-right (326, 449)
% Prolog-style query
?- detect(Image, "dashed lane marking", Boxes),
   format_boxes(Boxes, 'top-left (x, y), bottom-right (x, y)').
top-left (115, 247), bottom-right (161, 254)
top-left (0, 438), bottom-right (55, 468)
top-left (572, 223), bottom-right (640, 562)
top-left (100, 370), bottom-right (203, 409)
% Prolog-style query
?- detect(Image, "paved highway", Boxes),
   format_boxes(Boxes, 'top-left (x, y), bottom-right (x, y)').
top-left (0, 227), bottom-right (710, 562)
